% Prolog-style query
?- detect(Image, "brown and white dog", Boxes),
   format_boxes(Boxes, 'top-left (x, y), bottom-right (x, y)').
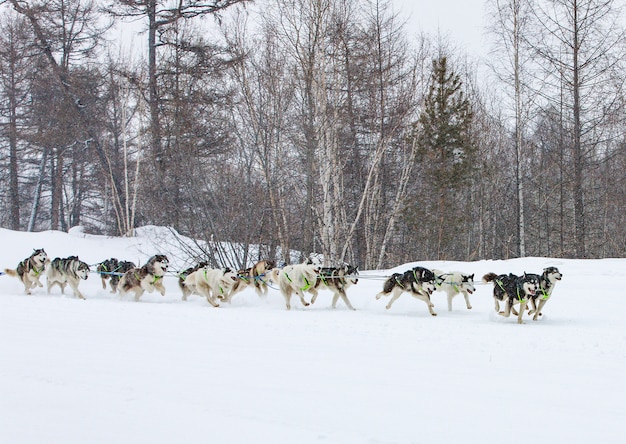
top-left (118, 255), bottom-right (169, 302)
top-left (308, 264), bottom-right (359, 310)
top-left (4, 248), bottom-right (50, 294)
top-left (228, 259), bottom-right (278, 302)
top-left (375, 266), bottom-right (438, 316)
top-left (180, 266), bottom-right (238, 307)
top-left (276, 260), bottom-right (321, 310)
top-left (46, 256), bottom-right (90, 300)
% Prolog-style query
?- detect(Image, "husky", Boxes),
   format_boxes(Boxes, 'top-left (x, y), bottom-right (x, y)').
top-left (482, 272), bottom-right (540, 324)
top-left (308, 264), bottom-right (359, 310)
top-left (180, 266), bottom-right (238, 307)
top-left (528, 267), bottom-right (563, 321)
top-left (277, 260), bottom-right (321, 310)
top-left (432, 269), bottom-right (475, 311)
top-left (118, 254), bottom-right (169, 302)
top-left (46, 256), bottom-right (90, 300)
top-left (97, 258), bottom-right (136, 293)
top-left (4, 248), bottom-right (50, 294)
top-left (375, 266), bottom-right (437, 316)
top-left (178, 261), bottom-right (209, 296)
top-left (250, 259), bottom-right (277, 298)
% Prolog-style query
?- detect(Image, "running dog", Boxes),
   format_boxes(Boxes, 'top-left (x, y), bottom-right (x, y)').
top-left (250, 259), bottom-right (277, 298)
top-left (308, 264), bottom-right (359, 310)
top-left (432, 269), bottom-right (475, 311)
top-left (46, 256), bottom-right (90, 300)
top-left (4, 248), bottom-right (50, 294)
top-left (528, 267), bottom-right (563, 321)
top-left (482, 272), bottom-right (540, 324)
top-left (277, 260), bottom-right (321, 310)
top-left (97, 258), bottom-right (136, 293)
top-left (178, 261), bottom-right (209, 297)
top-left (227, 259), bottom-right (277, 302)
top-left (118, 254), bottom-right (169, 302)
top-left (180, 266), bottom-right (238, 306)
top-left (375, 266), bottom-right (438, 316)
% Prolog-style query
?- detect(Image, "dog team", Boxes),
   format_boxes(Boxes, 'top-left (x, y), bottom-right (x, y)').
top-left (3, 248), bottom-right (562, 323)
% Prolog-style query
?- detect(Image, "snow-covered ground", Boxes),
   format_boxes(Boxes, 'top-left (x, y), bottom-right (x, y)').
top-left (1, 227), bottom-right (624, 443)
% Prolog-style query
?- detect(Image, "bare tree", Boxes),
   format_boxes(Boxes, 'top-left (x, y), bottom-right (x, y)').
top-left (486, 0), bottom-right (539, 257)
top-left (530, 0), bottom-right (626, 257)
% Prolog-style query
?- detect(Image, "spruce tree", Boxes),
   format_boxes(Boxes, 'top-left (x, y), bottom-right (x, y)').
top-left (413, 56), bottom-right (474, 259)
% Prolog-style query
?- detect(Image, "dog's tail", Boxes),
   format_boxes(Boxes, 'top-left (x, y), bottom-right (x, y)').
top-left (381, 273), bottom-right (402, 294)
top-left (482, 272), bottom-right (498, 284)
top-left (3, 268), bottom-right (17, 277)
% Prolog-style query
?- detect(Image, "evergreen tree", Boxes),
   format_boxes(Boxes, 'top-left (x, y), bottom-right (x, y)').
top-left (411, 55), bottom-right (474, 259)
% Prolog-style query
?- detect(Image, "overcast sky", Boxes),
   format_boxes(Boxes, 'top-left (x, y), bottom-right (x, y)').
top-left (392, 0), bottom-right (489, 57)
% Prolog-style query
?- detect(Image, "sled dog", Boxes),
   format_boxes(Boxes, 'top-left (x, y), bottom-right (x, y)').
top-left (228, 259), bottom-right (278, 302)
top-left (376, 266), bottom-right (437, 316)
top-left (432, 269), bottom-right (475, 311)
top-left (180, 266), bottom-right (238, 307)
top-left (277, 260), bottom-right (321, 310)
top-left (46, 256), bottom-right (90, 300)
top-left (4, 248), bottom-right (50, 294)
top-left (97, 258), bottom-right (136, 293)
top-left (308, 264), bottom-right (359, 310)
top-left (482, 272), bottom-right (540, 324)
top-left (528, 267), bottom-right (563, 321)
top-left (178, 261), bottom-right (209, 296)
top-left (118, 255), bottom-right (169, 301)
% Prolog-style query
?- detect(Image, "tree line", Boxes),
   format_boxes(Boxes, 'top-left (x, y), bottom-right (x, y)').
top-left (0, 0), bottom-right (624, 269)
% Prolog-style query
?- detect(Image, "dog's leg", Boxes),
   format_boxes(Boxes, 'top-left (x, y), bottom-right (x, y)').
top-left (333, 289), bottom-right (356, 311)
top-left (424, 295), bottom-right (437, 316)
top-left (462, 291), bottom-right (472, 309)
top-left (134, 289), bottom-right (144, 302)
top-left (517, 300), bottom-right (527, 324)
top-left (70, 282), bottom-right (86, 300)
top-left (447, 291), bottom-right (454, 311)
top-left (385, 288), bottom-right (402, 310)
top-left (284, 288), bottom-right (292, 310)
top-left (155, 281), bottom-right (166, 297)
top-left (493, 296), bottom-right (500, 312)
top-left (295, 290), bottom-right (310, 308)
top-left (100, 277), bottom-right (107, 290)
top-left (198, 282), bottom-right (219, 307)
top-left (309, 287), bottom-right (319, 305)
top-left (375, 291), bottom-right (388, 300)
top-left (499, 299), bottom-right (511, 317)
top-left (533, 298), bottom-right (547, 321)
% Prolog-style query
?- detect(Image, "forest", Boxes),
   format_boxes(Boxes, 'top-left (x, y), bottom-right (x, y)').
top-left (0, 0), bottom-right (624, 269)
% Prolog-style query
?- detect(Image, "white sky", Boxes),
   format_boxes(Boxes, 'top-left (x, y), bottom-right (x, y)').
top-left (392, 0), bottom-right (489, 58)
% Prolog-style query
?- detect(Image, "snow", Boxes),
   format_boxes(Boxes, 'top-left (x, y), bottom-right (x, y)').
top-left (1, 227), bottom-right (625, 443)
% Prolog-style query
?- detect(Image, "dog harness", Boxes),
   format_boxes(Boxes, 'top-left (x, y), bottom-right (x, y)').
top-left (285, 272), bottom-right (312, 291)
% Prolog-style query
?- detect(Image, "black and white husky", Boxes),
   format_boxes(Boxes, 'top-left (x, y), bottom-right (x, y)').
top-left (528, 267), bottom-right (563, 321)
top-left (46, 256), bottom-right (90, 300)
top-left (376, 266), bottom-right (437, 316)
top-left (432, 269), bottom-right (475, 311)
top-left (482, 272), bottom-right (540, 324)
top-left (97, 258), bottom-right (136, 293)
top-left (118, 255), bottom-right (169, 302)
top-left (4, 248), bottom-right (50, 294)
top-left (308, 264), bottom-right (359, 310)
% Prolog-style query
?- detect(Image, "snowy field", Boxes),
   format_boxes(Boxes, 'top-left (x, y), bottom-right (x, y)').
top-left (1, 227), bottom-right (625, 444)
